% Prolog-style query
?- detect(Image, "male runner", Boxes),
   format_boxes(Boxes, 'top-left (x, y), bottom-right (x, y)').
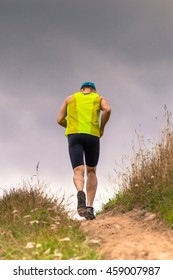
top-left (57, 82), bottom-right (111, 219)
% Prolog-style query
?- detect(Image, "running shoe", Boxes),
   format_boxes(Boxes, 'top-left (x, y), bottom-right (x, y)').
top-left (77, 191), bottom-right (87, 217)
top-left (85, 206), bottom-right (96, 220)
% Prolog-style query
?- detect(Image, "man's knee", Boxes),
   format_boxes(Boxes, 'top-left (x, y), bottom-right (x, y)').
top-left (86, 166), bottom-right (96, 176)
top-left (74, 165), bottom-right (85, 176)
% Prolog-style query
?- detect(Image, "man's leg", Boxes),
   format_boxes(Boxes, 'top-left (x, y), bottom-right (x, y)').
top-left (86, 166), bottom-right (97, 207)
top-left (73, 165), bottom-right (87, 217)
top-left (84, 135), bottom-right (99, 209)
top-left (68, 135), bottom-right (87, 217)
top-left (85, 166), bottom-right (97, 220)
top-left (73, 165), bottom-right (85, 191)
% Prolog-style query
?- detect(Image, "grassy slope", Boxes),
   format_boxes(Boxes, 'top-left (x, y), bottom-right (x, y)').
top-left (103, 111), bottom-right (173, 226)
top-left (2, 111), bottom-right (173, 259)
top-left (0, 182), bottom-right (100, 260)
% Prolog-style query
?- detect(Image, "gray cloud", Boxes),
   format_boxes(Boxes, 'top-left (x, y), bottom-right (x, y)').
top-left (0, 0), bottom-right (173, 210)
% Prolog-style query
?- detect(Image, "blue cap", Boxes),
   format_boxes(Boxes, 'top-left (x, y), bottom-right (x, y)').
top-left (80, 82), bottom-right (96, 90)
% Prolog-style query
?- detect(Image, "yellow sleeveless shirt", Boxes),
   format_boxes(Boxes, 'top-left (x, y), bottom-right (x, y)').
top-left (65, 92), bottom-right (101, 137)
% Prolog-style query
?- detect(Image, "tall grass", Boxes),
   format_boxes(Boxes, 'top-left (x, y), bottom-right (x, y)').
top-left (103, 109), bottom-right (173, 225)
top-left (0, 177), bottom-right (100, 260)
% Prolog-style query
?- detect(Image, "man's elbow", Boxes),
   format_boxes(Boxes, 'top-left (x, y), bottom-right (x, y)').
top-left (57, 116), bottom-right (63, 125)
top-left (105, 106), bottom-right (111, 115)
top-left (57, 116), bottom-right (67, 128)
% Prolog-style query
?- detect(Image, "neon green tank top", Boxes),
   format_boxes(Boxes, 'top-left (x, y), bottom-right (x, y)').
top-left (65, 92), bottom-right (101, 137)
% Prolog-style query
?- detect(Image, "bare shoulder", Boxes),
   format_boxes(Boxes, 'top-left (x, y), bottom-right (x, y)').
top-left (65, 95), bottom-right (73, 105)
top-left (100, 95), bottom-right (109, 103)
top-left (99, 95), bottom-right (104, 101)
top-left (100, 96), bottom-right (111, 111)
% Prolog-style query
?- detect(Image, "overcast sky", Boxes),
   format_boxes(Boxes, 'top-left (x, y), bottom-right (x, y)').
top-left (0, 0), bottom-right (173, 211)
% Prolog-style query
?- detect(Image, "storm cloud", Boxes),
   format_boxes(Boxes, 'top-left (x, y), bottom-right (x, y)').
top-left (0, 0), bottom-right (173, 210)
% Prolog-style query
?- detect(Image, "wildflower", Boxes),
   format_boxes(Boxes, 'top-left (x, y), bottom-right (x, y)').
top-left (54, 249), bottom-right (62, 258)
top-left (151, 175), bottom-right (155, 179)
top-left (12, 210), bottom-right (18, 214)
top-left (36, 243), bottom-right (42, 248)
top-left (23, 215), bottom-right (31, 219)
top-left (30, 220), bottom-right (39, 225)
top-left (25, 242), bottom-right (35, 249)
top-left (59, 237), bottom-right (70, 242)
top-left (44, 248), bottom-right (51, 255)
top-left (50, 224), bottom-right (58, 230)
top-left (90, 239), bottom-right (100, 244)
top-left (31, 208), bottom-right (39, 213)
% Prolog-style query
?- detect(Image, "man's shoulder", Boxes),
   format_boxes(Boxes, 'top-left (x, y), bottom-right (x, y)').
top-left (65, 94), bottom-right (74, 104)
top-left (65, 92), bottom-right (81, 104)
top-left (73, 91), bottom-right (81, 96)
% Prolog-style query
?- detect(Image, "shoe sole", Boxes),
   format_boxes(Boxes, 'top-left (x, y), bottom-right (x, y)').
top-left (84, 207), bottom-right (95, 220)
top-left (77, 207), bottom-right (87, 217)
top-left (85, 214), bottom-right (95, 220)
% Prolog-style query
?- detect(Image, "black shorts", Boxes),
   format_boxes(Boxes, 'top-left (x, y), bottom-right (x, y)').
top-left (68, 133), bottom-right (100, 169)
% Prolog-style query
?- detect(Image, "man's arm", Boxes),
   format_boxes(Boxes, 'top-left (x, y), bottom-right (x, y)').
top-left (57, 96), bottom-right (72, 128)
top-left (100, 97), bottom-right (111, 137)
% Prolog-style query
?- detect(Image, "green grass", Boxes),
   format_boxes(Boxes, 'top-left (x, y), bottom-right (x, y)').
top-left (0, 180), bottom-right (100, 260)
top-left (2, 109), bottom-right (173, 259)
top-left (102, 109), bottom-right (173, 226)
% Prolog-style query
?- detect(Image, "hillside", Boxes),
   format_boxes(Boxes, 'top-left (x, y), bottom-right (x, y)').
top-left (81, 208), bottom-right (173, 260)
top-left (1, 110), bottom-right (173, 260)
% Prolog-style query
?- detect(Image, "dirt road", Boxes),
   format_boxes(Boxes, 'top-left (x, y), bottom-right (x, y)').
top-left (80, 209), bottom-right (173, 259)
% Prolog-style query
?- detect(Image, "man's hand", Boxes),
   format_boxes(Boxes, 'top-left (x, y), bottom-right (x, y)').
top-left (100, 97), bottom-right (111, 137)
top-left (100, 128), bottom-right (104, 137)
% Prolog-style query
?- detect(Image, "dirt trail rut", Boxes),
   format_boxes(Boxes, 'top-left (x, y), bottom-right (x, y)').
top-left (80, 209), bottom-right (173, 259)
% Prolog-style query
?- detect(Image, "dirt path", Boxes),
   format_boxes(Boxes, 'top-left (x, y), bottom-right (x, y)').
top-left (80, 209), bottom-right (173, 259)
